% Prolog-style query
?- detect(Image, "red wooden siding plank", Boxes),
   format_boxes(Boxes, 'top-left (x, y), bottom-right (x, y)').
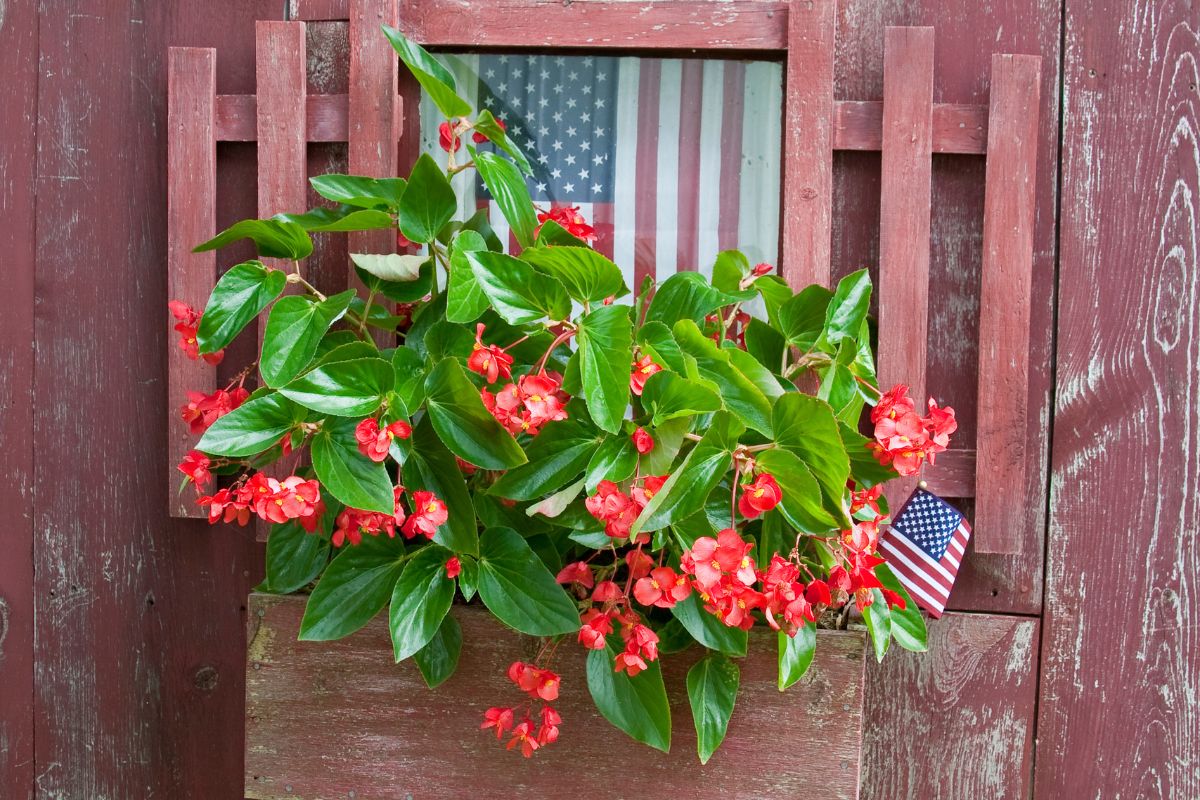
top-left (921, 447), bottom-right (976, 498)
top-left (293, 0), bottom-right (790, 49)
top-left (215, 93), bottom-right (403, 142)
top-left (972, 55), bottom-right (1041, 555)
top-left (167, 48), bottom-right (218, 519)
top-left (676, 59), bottom-right (705, 272)
top-left (876, 27), bottom-right (935, 511)
top-left (246, 594), bottom-right (864, 799)
top-left (835, 101), bottom-right (987, 154)
top-left (347, 0), bottom-right (399, 273)
top-left (780, 0), bottom-right (835, 289)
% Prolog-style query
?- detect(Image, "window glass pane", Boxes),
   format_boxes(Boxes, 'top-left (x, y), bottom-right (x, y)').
top-left (420, 53), bottom-right (783, 288)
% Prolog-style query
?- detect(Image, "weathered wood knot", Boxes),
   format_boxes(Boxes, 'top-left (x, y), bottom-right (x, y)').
top-left (193, 665), bottom-right (219, 692)
top-left (801, 186), bottom-right (818, 201)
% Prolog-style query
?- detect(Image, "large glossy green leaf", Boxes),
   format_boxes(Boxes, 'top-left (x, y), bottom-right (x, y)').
top-left (576, 305), bottom-right (633, 434)
top-left (490, 419), bottom-right (601, 500)
top-left (710, 249), bottom-right (751, 294)
top-left (476, 527), bottom-right (580, 636)
top-left (446, 229), bottom-right (490, 323)
top-left (772, 393), bottom-right (852, 528)
top-left (743, 318), bottom-right (786, 374)
top-left (474, 150), bottom-right (538, 248)
top-left (381, 25), bottom-right (471, 118)
top-left (875, 563), bottom-right (927, 652)
top-left (839, 421), bottom-right (896, 488)
top-left (414, 613), bottom-right (462, 688)
top-left (311, 417), bottom-right (396, 514)
top-left (636, 321), bottom-right (688, 374)
top-left (670, 592), bottom-right (747, 657)
top-left (260, 291), bottom-right (355, 387)
top-left (822, 268), bottom-right (872, 346)
top-left (196, 392), bottom-right (305, 457)
top-left (645, 271), bottom-right (750, 328)
top-left (687, 653), bottom-right (739, 764)
top-left (634, 412), bottom-right (744, 533)
top-left (264, 519), bottom-right (330, 594)
top-left (472, 109), bottom-right (532, 175)
top-left (355, 260), bottom-right (434, 304)
top-left (725, 345), bottom-right (786, 401)
top-left (777, 622), bottom-right (817, 690)
top-left (275, 207), bottom-right (394, 232)
top-left (778, 285), bottom-right (833, 351)
top-left (390, 347), bottom-right (427, 418)
top-left (861, 588), bottom-right (892, 662)
top-left (754, 448), bottom-right (841, 533)
top-left (640, 370), bottom-right (722, 426)
top-left (299, 535), bottom-right (407, 640)
top-left (755, 275), bottom-right (793, 327)
top-left (399, 153), bottom-right (458, 244)
top-left (309, 174), bottom-right (406, 209)
top-left (196, 261), bottom-right (287, 353)
top-left (520, 246), bottom-right (628, 304)
top-left (673, 319), bottom-right (773, 436)
top-left (423, 358), bottom-right (527, 470)
top-left (587, 635), bottom-right (671, 752)
top-left (584, 434), bottom-right (639, 492)
top-left (401, 418), bottom-right (479, 555)
top-left (389, 544), bottom-right (455, 661)
top-left (279, 357), bottom-right (393, 417)
top-left (193, 219), bottom-right (312, 260)
top-left (465, 250), bottom-right (571, 325)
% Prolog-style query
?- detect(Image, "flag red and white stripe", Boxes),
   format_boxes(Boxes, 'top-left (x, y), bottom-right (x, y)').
top-left (878, 489), bottom-right (973, 619)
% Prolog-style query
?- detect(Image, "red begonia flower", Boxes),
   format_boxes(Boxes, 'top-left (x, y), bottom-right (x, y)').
top-left (738, 473), bottom-right (782, 519)
top-left (481, 707), bottom-right (515, 740)
top-left (632, 427), bottom-right (654, 455)
top-left (467, 324), bottom-right (514, 384)
top-left (633, 566), bottom-right (691, 609)
top-left (168, 300), bottom-right (224, 365)
top-left (438, 120), bottom-right (462, 153)
top-left (629, 355), bottom-right (662, 396)
top-left (402, 491), bottom-right (448, 540)
top-left (445, 556), bottom-right (461, 579)
top-left (535, 205), bottom-right (597, 245)
top-left (177, 450), bottom-right (213, 490)
top-left (556, 561), bottom-right (595, 589)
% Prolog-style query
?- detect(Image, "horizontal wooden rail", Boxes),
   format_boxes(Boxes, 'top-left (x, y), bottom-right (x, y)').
top-left (921, 448), bottom-right (977, 499)
top-left (215, 93), bottom-right (986, 154)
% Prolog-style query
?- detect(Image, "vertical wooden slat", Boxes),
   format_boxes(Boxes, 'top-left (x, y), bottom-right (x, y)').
top-left (780, 0), bottom-right (835, 288)
top-left (167, 48), bottom-right (218, 519)
top-left (877, 27), bottom-right (935, 510)
top-left (973, 54), bottom-right (1041, 555)
top-left (348, 0), bottom-right (399, 276)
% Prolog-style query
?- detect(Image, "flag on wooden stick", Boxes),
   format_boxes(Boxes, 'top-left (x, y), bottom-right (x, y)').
top-left (878, 488), bottom-right (972, 618)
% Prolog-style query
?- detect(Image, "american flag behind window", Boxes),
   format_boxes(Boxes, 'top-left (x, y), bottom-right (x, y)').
top-left (420, 53), bottom-right (783, 291)
top-left (878, 489), bottom-right (973, 619)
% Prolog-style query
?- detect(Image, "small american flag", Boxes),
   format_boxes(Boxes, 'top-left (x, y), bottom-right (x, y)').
top-left (878, 489), bottom-right (972, 619)
top-left (421, 53), bottom-right (783, 290)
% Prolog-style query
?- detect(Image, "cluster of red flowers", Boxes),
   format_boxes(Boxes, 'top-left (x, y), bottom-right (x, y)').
top-left (629, 354), bottom-right (662, 396)
top-left (534, 205), bottom-right (598, 246)
top-left (180, 386), bottom-right (249, 435)
top-left (466, 324), bottom-right (515, 385)
top-left (737, 473), bottom-right (782, 519)
top-left (556, 558), bottom-right (663, 676)
top-left (481, 373), bottom-right (569, 437)
top-left (332, 487), bottom-right (448, 547)
top-left (168, 300), bottom-right (223, 365)
top-left (195, 472), bottom-right (323, 530)
top-left (437, 118), bottom-right (506, 153)
top-left (583, 475), bottom-right (666, 540)
top-left (177, 450), bottom-right (214, 489)
top-left (354, 417), bottom-right (412, 462)
top-left (868, 384), bottom-right (958, 477)
top-left (481, 660), bottom-right (561, 758)
top-left (681, 529), bottom-right (762, 629)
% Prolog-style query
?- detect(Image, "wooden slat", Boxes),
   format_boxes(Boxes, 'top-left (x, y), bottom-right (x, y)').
top-left (876, 27), bottom-right (935, 511)
top-left (293, 0), bottom-right (791, 49)
top-left (835, 101), bottom-right (987, 154)
top-left (972, 55), bottom-right (1041, 555)
top-left (347, 0), bottom-right (399, 275)
top-left (167, 48), bottom-right (218, 519)
top-left (862, 613), bottom-right (1039, 798)
top-left (922, 447), bottom-right (977, 498)
top-left (215, 93), bottom-right (401, 142)
top-left (780, 0), bottom-right (835, 289)
top-left (245, 594), bottom-right (865, 798)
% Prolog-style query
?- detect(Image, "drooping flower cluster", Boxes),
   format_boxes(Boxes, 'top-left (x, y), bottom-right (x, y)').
top-left (535, 204), bottom-right (598, 246)
top-left (180, 386), bottom-right (249, 434)
top-left (354, 417), bottom-right (412, 462)
top-left (583, 475), bottom-right (667, 540)
top-left (482, 372), bottom-right (570, 436)
top-left (168, 300), bottom-right (223, 365)
top-left (196, 472), bottom-right (323, 530)
top-left (331, 487), bottom-right (448, 547)
top-left (868, 384), bottom-right (958, 476)
top-left (481, 661), bottom-right (562, 758)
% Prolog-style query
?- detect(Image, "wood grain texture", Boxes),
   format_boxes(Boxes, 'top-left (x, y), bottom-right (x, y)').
top-left (831, 0), bottom-right (1061, 614)
top-left (32, 3), bottom-right (272, 795)
top-left (781, 0), bottom-right (835, 289)
top-left (973, 55), bottom-right (1041, 555)
top-left (0, 0), bottom-right (39, 794)
top-left (862, 613), bottom-right (1039, 799)
top-left (1037, 2), bottom-right (1200, 796)
top-left (876, 26), bottom-right (935, 513)
top-left (168, 48), bottom-right (218, 519)
top-left (294, 0), bottom-right (790, 49)
top-left (246, 594), bottom-right (865, 799)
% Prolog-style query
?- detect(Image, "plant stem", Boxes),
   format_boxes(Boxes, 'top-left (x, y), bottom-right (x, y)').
top-left (358, 289), bottom-right (376, 336)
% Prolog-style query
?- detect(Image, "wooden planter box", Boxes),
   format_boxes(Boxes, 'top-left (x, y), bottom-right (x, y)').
top-left (245, 592), bottom-right (866, 798)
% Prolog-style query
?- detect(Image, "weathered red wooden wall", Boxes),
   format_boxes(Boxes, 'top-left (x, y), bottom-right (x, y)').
top-left (2, 0), bottom-right (1196, 798)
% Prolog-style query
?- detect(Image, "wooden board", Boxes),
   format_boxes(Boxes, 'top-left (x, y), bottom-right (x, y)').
top-left (862, 613), bottom-right (1040, 799)
top-left (1037, 1), bottom-right (1200, 795)
top-left (246, 593), bottom-right (865, 799)
top-left (0, 0), bottom-right (39, 794)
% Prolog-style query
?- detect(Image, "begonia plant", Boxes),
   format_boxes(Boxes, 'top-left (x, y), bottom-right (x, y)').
top-left (171, 26), bottom-right (956, 762)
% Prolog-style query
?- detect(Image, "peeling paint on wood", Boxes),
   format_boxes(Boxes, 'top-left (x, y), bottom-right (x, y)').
top-left (245, 593), bottom-right (865, 799)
